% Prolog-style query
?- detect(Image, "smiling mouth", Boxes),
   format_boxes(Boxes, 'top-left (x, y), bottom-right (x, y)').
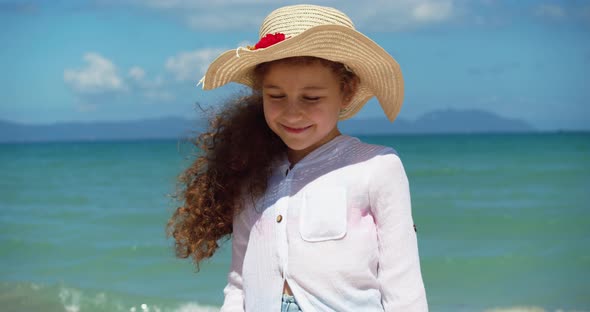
top-left (282, 124), bottom-right (312, 133)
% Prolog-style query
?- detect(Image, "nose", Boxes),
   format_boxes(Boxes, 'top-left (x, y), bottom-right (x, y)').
top-left (282, 98), bottom-right (303, 119)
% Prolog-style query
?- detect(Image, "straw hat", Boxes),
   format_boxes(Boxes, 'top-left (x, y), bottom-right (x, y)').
top-left (199, 4), bottom-right (404, 122)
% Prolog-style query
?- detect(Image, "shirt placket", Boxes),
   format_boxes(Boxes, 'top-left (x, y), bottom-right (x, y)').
top-left (276, 165), bottom-right (293, 285)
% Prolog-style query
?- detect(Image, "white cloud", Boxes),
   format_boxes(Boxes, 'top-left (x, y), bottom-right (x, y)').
top-left (143, 90), bottom-right (175, 102)
top-left (65, 53), bottom-right (180, 107)
top-left (141, 0), bottom-right (291, 9)
top-left (141, 0), bottom-right (199, 9)
top-left (149, 75), bottom-right (165, 88)
top-left (74, 1), bottom-right (590, 32)
top-left (347, 0), bottom-right (457, 31)
top-left (165, 48), bottom-right (225, 82)
top-left (128, 66), bottom-right (146, 81)
top-left (534, 4), bottom-right (566, 19)
top-left (64, 53), bottom-right (126, 94)
top-left (412, 1), bottom-right (454, 23)
top-left (186, 13), bottom-right (261, 31)
top-left (127, 0), bottom-right (458, 32)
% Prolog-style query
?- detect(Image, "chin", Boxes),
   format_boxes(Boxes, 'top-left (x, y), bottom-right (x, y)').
top-left (284, 141), bottom-right (311, 152)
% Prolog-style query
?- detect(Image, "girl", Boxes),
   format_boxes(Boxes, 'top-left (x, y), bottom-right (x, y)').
top-left (168, 4), bottom-right (428, 312)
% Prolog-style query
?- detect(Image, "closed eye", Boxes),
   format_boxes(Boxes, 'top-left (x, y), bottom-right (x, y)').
top-left (268, 94), bottom-right (285, 99)
top-left (303, 96), bottom-right (321, 102)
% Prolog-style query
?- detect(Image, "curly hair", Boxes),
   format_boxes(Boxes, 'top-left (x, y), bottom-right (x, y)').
top-left (167, 56), bottom-right (359, 270)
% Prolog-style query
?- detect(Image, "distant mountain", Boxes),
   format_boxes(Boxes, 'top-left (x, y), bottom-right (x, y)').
top-left (340, 108), bottom-right (534, 135)
top-left (0, 109), bottom-right (534, 143)
top-left (0, 117), bottom-right (205, 143)
top-left (411, 108), bottom-right (534, 133)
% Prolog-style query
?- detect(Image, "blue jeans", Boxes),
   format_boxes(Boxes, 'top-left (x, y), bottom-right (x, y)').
top-left (281, 294), bottom-right (302, 312)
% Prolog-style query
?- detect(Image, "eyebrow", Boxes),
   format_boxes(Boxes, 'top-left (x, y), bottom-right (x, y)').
top-left (263, 84), bottom-right (328, 90)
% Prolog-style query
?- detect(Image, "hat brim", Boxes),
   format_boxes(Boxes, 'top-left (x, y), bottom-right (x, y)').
top-left (201, 25), bottom-right (403, 122)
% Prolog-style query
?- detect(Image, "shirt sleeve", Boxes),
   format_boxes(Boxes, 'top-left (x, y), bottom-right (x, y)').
top-left (369, 151), bottom-right (429, 311)
top-left (220, 206), bottom-right (251, 311)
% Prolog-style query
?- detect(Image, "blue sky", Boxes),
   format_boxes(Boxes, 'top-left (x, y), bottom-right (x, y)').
top-left (1, 0), bottom-right (589, 130)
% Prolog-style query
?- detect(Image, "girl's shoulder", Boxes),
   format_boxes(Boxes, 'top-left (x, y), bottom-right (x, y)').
top-left (339, 135), bottom-right (400, 164)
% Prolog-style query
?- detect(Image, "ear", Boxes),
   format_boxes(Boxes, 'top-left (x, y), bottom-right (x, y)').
top-left (341, 95), bottom-right (353, 109)
top-left (341, 76), bottom-right (359, 108)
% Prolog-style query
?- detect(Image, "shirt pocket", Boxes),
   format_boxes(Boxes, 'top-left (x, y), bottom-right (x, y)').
top-left (299, 186), bottom-right (348, 242)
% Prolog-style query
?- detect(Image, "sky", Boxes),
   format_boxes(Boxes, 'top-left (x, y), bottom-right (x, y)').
top-left (1, 0), bottom-right (589, 131)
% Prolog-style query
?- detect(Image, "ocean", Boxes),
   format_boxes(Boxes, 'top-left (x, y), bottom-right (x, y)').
top-left (1, 133), bottom-right (588, 312)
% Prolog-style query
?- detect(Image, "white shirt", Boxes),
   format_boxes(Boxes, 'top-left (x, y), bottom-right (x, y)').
top-left (220, 135), bottom-right (428, 311)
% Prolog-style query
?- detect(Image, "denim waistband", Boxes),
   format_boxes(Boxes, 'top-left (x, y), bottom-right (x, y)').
top-left (282, 293), bottom-right (297, 303)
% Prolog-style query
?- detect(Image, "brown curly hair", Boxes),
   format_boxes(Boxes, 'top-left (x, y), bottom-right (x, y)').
top-left (167, 56), bottom-right (359, 270)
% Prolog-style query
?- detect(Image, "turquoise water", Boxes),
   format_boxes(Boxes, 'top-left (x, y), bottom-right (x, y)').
top-left (1, 133), bottom-right (589, 312)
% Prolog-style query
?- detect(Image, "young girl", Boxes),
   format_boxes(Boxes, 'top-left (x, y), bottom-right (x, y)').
top-left (168, 4), bottom-right (428, 311)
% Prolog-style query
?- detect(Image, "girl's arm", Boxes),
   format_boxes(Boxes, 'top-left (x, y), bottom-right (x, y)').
top-left (220, 207), bottom-right (251, 311)
top-left (369, 151), bottom-right (429, 311)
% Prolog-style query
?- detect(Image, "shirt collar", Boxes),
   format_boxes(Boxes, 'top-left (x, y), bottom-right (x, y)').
top-left (276, 134), bottom-right (357, 171)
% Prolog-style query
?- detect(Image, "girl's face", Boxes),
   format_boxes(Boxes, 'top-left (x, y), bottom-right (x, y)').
top-left (261, 61), bottom-right (351, 164)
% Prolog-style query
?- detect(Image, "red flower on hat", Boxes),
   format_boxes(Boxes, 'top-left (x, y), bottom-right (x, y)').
top-left (249, 33), bottom-right (287, 50)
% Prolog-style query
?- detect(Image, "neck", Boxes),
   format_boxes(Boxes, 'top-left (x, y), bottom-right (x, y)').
top-left (287, 128), bottom-right (341, 165)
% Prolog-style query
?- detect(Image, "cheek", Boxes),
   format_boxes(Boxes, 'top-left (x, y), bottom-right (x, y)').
top-left (316, 100), bottom-right (344, 118)
top-left (262, 101), bottom-right (277, 125)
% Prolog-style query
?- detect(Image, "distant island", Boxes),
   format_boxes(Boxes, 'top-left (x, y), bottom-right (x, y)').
top-left (0, 109), bottom-right (536, 143)
top-left (339, 108), bottom-right (534, 135)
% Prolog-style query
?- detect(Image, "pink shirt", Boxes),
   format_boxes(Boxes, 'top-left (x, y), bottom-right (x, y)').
top-left (221, 135), bottom-right (428, 311)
